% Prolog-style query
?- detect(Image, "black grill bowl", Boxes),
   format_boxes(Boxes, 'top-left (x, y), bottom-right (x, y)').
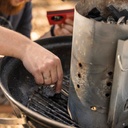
top-left (0, 36), bottom-right (79, 128)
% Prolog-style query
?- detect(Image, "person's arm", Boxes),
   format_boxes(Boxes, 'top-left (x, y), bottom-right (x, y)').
top-left (0, 26), bottom-right (63, 93)
top-left (41, 18), bottom-right (73, 38)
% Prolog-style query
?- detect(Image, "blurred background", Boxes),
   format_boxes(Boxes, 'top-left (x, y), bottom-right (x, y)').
top-left (0, 0), bottom-right (77, 128)
top-left (31, 0), bottom-right (76, 40)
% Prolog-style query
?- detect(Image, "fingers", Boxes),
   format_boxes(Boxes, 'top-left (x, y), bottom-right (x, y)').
top-left (33, 57), bottom-right (63, 93)
top-left (43, 71), bottom-right (52, 85)
top-left (50, 66), bottom-right (58, 84)
top-left (55, 24), bottom-right (73, 36)
top-left (64, 18), bottom-right (73, 33)
top-left (62, 24), bottom-right (73, 34)
top-left (55, 61), bottom-right (63, 93)
top-left (65, 18), bottom-right (73, 26)
top-left (42, 59), bottom-right (63, 93)
top-left (22, 43), bottom-right (63, 93)
top-left (42, 65), bottom-right (63, 93)
top-left (54, 18), bottom-right (73, 36)
top-left (34, 71), bottom-right (44, 84)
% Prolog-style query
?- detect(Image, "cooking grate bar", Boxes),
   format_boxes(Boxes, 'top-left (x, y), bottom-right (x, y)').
top-left (28, 102), bottom-right (71, 125)
top-left (27, 93), bottom-right (78, 127)
top-left (61, 76), bottom-right (70, 95)
top-left (29, 94), bottom-right (70, 119)
top-left (28, 101), bottom-right (75, 126)
top-left (27, 76), bottom-right (79, 127)
top-left (37, 88), bottom-right (68, 112)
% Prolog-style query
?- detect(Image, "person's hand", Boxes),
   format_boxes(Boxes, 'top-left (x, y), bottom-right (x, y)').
top-left (0, 26), bottom-right (63, 93)
top-left (21, 42), bottom-right (63, 93)
top-left (54, 18), bottom-right (73, 36)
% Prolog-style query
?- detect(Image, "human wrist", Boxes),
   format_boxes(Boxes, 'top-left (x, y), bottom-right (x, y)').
top-left (17, 39), bottom-right (33, 60)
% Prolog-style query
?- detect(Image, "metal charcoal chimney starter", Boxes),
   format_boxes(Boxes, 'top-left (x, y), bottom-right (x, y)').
top-left (68, 1), bottom-right (128, 128)
top-left (1, 1), bottom-right (128, 128)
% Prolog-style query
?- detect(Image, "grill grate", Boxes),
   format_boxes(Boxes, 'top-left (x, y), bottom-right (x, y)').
top-left (27, 75), bottom-right (79, 128)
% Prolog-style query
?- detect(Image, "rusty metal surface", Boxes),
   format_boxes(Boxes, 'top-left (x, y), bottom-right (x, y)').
top-left (68, 4), bottom-right (128, 128)
top-left (108, 40), bottom-right (128, 128)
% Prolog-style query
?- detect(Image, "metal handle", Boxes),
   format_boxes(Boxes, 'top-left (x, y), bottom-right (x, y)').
top-left (117, 55), bottom-right (128, 72)
top-left (0, 117), bottom-right (27, 125)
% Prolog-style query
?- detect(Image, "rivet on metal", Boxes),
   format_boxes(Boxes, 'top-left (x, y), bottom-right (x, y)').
top-left (90, 106), bottom-right (97, 111)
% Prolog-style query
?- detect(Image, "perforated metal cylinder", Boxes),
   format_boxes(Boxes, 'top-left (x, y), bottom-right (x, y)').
top-left (68, 3), bottom-right (128, 128)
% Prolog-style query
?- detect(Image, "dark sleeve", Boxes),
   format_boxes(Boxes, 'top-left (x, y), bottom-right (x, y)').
top-left (16, 2), bottom-right (32, 38)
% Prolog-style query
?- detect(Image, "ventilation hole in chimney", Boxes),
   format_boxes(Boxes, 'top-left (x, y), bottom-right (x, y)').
top-left (90, 106), bottom-right (97, 111)
top-left (105, 93), bottom-right (110, 97)
top-left (77, 84), bottom-right (80, 88)
top-left (78, 73), bottom-right (81, 78)
top-left (124, 99), bottom-right (128, 111)
top-left (108, 71), bottom-right (113, 76)
top-left (79, 63), bottom-right (82, 68)
top-left (107, 82), bottom-right (112, 86)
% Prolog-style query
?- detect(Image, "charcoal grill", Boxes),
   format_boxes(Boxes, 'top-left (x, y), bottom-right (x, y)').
top-left (0, 36), bottom-right (79, 128)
